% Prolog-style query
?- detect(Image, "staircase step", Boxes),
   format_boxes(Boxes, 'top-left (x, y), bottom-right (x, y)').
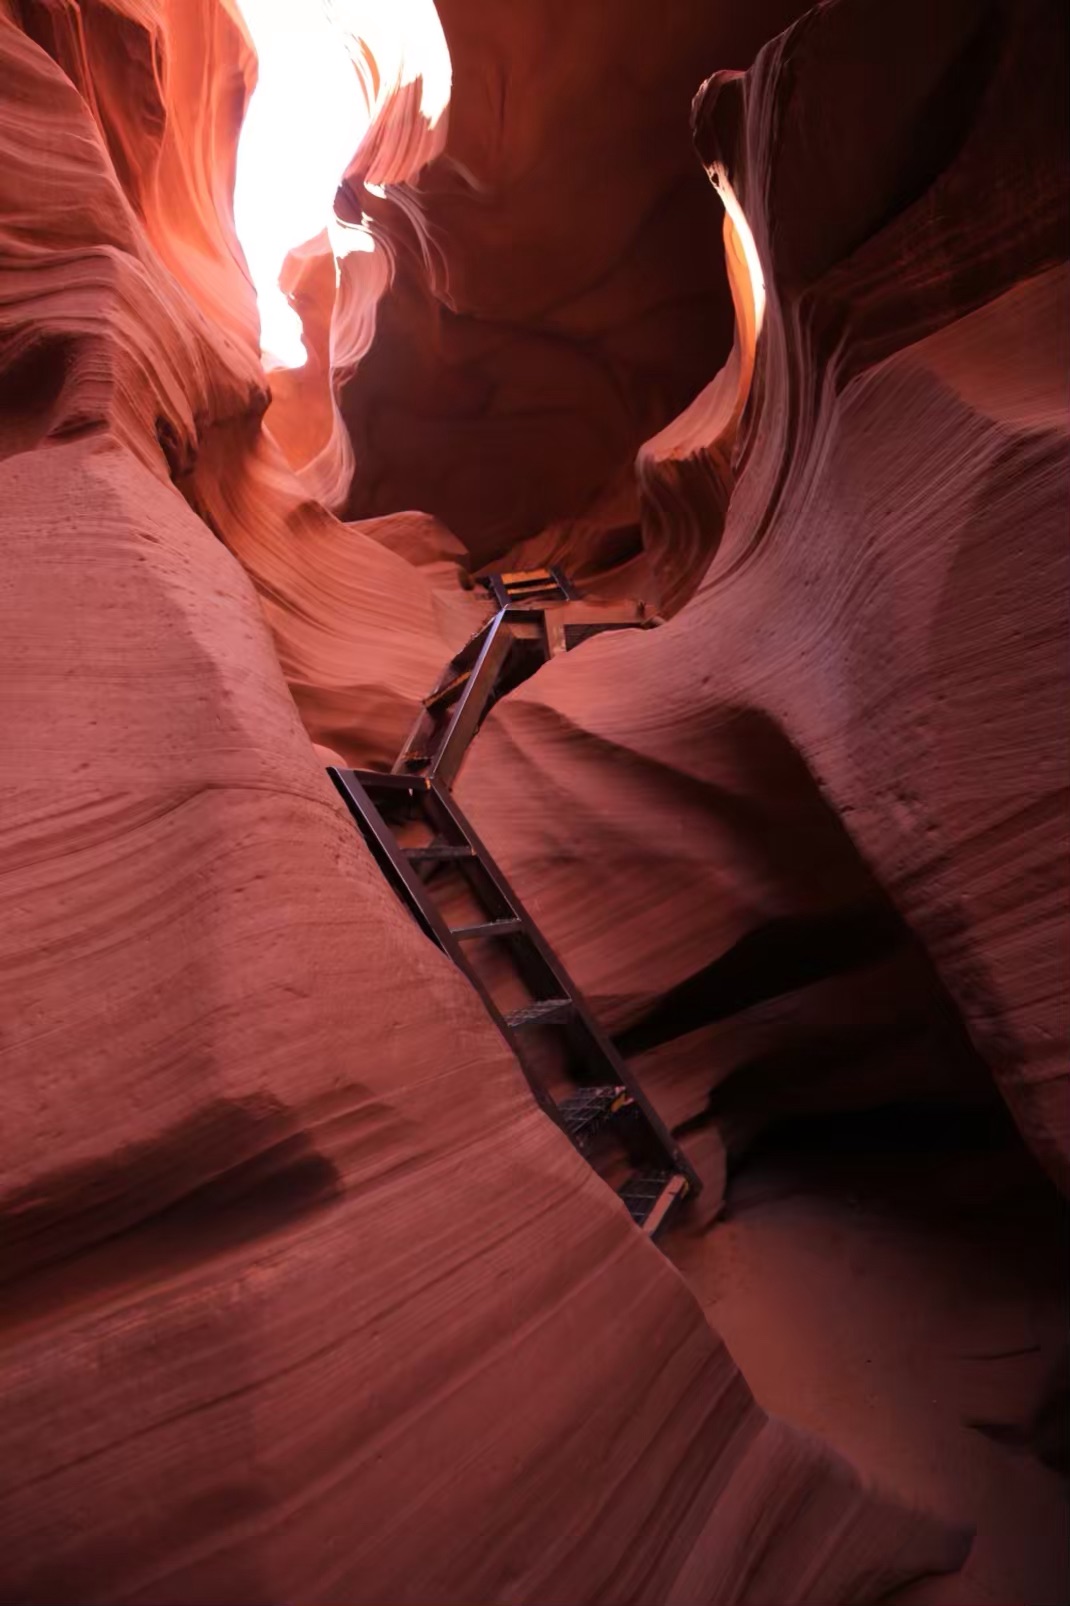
top-left (403, 843), bottom-right (476, 862)
top-left (557, 1085), bottom-right (630, 1142)
top-left (504, 998), bottom-right (573, 1029)
top-left (348, 770), bottom-right (430, 794)
top-left (450, 917), bottom-right (523, 940)
top-left (424, 669), bottom-right (470, 714)
top-left (480, 567), bottom-right (567, 604)
top-left (617, 1170), bottom-right (689, 1237)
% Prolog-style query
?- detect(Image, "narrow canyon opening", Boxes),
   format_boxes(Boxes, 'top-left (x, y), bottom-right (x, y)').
top-left (231, 0), bottom-right (452, 367)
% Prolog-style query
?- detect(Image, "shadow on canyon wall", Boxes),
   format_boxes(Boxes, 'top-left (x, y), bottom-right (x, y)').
top-left (1, 1094), bottom-right (344, 1309)
top-left (613, 707), bottom-right (1014, 1159)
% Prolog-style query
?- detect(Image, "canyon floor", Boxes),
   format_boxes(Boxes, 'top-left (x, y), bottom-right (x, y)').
top-left (670, 1106), bottom-right (1068, 1605)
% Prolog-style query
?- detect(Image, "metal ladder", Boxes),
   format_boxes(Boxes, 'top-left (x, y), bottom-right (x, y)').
top-left (328, 766), bottom-right (700, 1237)
top-left (395, 568), bottom-right (655, 786)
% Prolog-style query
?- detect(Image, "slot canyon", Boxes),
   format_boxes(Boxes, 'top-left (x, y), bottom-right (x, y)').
top-left (1, 0), bottom-right (1067, 1601)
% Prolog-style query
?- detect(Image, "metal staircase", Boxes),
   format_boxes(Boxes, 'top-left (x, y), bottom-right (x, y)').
top-left (328, 568), bottom-right (698, 1239)
top-left (394, 568), bottom-right (655, 786)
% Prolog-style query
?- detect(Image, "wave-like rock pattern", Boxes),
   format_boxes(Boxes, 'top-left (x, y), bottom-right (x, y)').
top-left (334, 0), bottom-right (816, 570)
top-left (459, 0), bottom-right (1070, 1190)
top-left (1, 1), bottom-right (977, 1601)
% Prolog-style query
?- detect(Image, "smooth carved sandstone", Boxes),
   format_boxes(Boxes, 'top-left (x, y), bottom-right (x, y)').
top-left (331, 0), bottom-right (815, 574)
top-left (461, 0), bottom-right (1070, 1190)
top-left (1, 0), bottom-right (1066, 1602)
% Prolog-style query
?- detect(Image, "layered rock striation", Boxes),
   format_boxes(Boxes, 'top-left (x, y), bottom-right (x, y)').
top-left (461, 0), bottom-right (1070, 1194)
top-left (0, 1), bottom-right (983, 1601)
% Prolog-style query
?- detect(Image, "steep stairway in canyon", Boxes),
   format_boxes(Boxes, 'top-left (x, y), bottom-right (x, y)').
top-left (328, 571), bottom-right (699, 1237)
top-left (392, 568), bottom-right (654, 785)
top-left (3, 0), bottom-right (1067, 1598)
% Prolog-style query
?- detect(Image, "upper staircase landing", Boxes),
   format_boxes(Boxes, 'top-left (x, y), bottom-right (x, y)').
top-left (396, 568), bottom-right (658, 787)
top-left (479, 566), bottom-right (578, 609)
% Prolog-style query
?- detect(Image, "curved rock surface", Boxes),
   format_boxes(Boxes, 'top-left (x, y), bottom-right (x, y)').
top-left (333, 0), bottom-right (814, 571)
top-left (0, 2), bottom-right (993, 1604)
top-left (461, 0), bottom-right (1070, 1193)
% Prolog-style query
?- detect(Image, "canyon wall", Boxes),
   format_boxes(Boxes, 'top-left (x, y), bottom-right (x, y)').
top-left (0, 1), bottom-right (992, 1602)
top-left (332, 0), bottom-right (814, 577)
top-left (459, 0), bottom-right (1070, 1197)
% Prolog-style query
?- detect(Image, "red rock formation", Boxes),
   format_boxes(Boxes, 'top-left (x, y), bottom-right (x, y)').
top-left (462, 0), bottom-right (1070, 1190)
top-left (332, 0), bottom-right (814, 573)
top-left (449, 14), bottom-right (1069, 1597)
top-left (1, 0), bottom-right (1064, 1602)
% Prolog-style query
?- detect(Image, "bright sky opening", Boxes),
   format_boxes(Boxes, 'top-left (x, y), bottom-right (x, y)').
top-left (232, 0), bottom-right (451, 371)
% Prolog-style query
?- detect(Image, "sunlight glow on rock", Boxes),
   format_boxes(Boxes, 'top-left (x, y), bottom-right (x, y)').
top-left (707, 163), bottom-right (767, 341)
top-left (233, 0), bottom-right (451, 370)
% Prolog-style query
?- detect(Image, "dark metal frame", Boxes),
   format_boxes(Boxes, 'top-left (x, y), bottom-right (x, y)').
top-left (393, 596), bottom-right (658, 788)
top-left (327, 766), bottom-right (700, 1198)
top-left (326, 570), bottom-right (695, 1236)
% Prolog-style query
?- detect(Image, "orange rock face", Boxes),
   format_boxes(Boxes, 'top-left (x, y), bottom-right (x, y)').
top-left (1, 1), bottom-right (1066, 1605)
top-left (333, 0), bottom-right (814, 574)
top-left (462, 0), bottom-right (1070, 1189)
